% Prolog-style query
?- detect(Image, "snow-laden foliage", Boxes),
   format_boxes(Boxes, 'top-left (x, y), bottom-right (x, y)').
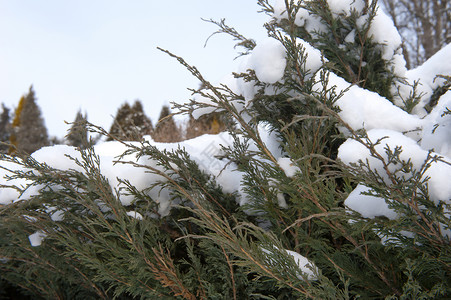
top-left (1, 0), bottom-right (450, 298)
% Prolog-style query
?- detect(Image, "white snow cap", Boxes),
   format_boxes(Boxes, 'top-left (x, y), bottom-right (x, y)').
top-left (338, 129), bottom-right (451, 204)
top-left (32, 145), bottom-right (83, 172)
top-left (327, 0), bottom-right (365, 16)
top-left (314, 72), bottom-right (423, 133)
top-left (273, 0), bottom-right (327, 33)
top-left (249, 38), bottom-right (287, 84)
top-left (406, 43), bottom-right (451, 115)
top-left (345, 184), bottom-right (397, 220)
top-left (0, 131), bottom-right (249, 219)
top-left (126, 211), bottom-right (143, 220)
top-left (366, 7), bottom-right (403, 62)
top-left (285, 249), bottom-right (318, 280)
top-left (407, 43), bottom-right (451, 91)
top-left (277, 157), bottom-right (300, 177)
top-left (421, 90), bottom-right (451, 157)
top-left (28, 230), bottom-right (47, 247)
top-left (262, 246), bottom-right (318, 280)
top-left (297, 39), bottom-right (324, 79)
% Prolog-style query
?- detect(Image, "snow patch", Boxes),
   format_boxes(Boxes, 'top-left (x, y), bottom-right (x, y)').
top-left (327, 0), bottom-right (365, 16)
top-left (28, 230), bottom-right (47, 247)
top-left (345, 184), bottom-right (397, 220)
top-left (338, 129), bottom-right (451, 204)
top-left (262, 246), bottom-right (318, 280)
top-left (314, 72), bottom-right (423, 133)
top-left (406, 43), bottom-right (451, 114)
top-left (277, 157), bottom-right (300, 177)
top-left (126, 211), bottom-right (143, 220)
top-left (249, 38), bottom-right (287, 84)
top-left (368, 8), bottom-right (402, 62)
top-left (421, 90), bottom-right (451, 157)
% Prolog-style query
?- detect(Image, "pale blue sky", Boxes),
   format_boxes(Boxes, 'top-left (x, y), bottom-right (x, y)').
top-left (0, 1), bottom-right (268, 137)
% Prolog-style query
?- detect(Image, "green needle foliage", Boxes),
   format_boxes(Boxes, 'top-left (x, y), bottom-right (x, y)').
top-left (0, 1), bottom-right (450, 299)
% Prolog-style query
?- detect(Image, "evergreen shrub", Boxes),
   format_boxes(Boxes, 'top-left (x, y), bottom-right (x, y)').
top-left (0, 0), bottom-right (450, 299)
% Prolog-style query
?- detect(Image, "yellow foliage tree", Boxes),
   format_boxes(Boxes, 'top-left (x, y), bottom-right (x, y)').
top-left (9, 86), bottom-right (49, 155)
top-left (8, 96), bottom-right (25, 153)
top-left (185, 112), bottom-right (226, 140)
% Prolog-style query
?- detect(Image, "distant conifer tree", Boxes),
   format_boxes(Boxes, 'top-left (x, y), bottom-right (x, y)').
top-left (49, 136), bottom-right (64, 146)
top-left (108, 100), bottom-right (153, 141)
top-left (152, 105), bottom-right (182, 142)
top-left (1, 2), bottom-right (450, 299)
top-left (66, 110), bottom-right (89, 149)
top-left (108, 102), bottom-right (132, 140)
top-left (0, 104), bottom-right (11, 153)
top-left (130, 100), bottom-right (153, 135)
top-left (10, 86), bottom-right (49, 155)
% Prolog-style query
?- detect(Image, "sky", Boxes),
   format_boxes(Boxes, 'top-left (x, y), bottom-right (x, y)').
top-left (0, 0), bottom-right (268, 138)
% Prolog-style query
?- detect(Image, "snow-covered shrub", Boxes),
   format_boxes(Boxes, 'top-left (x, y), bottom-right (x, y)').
top-left (1, 0), bottom-right (450, 298)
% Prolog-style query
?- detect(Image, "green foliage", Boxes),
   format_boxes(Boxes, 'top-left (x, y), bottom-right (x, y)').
top-left (9, 86), bottom-right (49, 155)
top-left (0, 1), bottom-right (450, 299)
top-left (66, 110), bottom-right (91, 149)
top-left (0, 104), bottom-right (11, 154)
top-left (275, 0), bottom-right (397, 100)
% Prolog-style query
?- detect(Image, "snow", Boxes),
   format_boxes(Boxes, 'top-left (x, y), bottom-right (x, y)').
top-left (219, 37), bottom-right (320, 114)
top-left (285, 249), bottom-right (317, 280)
top-left (190, 37), bottom-right (287, 120)
top-left (273, 0), bottom-right (405, 76)
top-left (249, 38), bottom-right (287, 84)
top-left (256, 123), bottom-right (284, 159)
top-left (297, 39), bottom-right (324, 79)
top-left (277, 192), bottom-right (288, 208)
top-left (273, 0), bottom-right (326, 33)
top-left (314, 72), bottom-right (423, 133)
top-left (0, 160), bottom-right (27, 205)
top-left (421, 91), bottom-right (451, 157)
top-left (32, 145), bottom-right (83, 172)
top-left (344, 29), bottom-right (356, 44)
top-left (45, 206), bottom-right (65, 222)
top-left (36, 142), bottom-right (173, 215)
top-left (28, 230), bottom-right (47, 247)
top-left (338, 128), bottom-right (451, 204)
top-left (367, 7), bottom-right (403, 63)
top-left (345, 184), bottom-right (397, 220)
top-left (408, 43), bottom-right (451, 87)
top-left (262, 246), bottom-right (318, 280)
top-left (406, 43), bottom-right (451, 115)
top-left (340, 128), bottom-right (451, 239)
top-left (126, 211), bottom-right (143, 220)
top-left (0, 131), bottom-right (250, 219)
top-left (272, 0), bottom-right (412, 113)
top-left (327, 0), bottom-right (365, 16)
top-left (277, 157), bottom-right (300, 177)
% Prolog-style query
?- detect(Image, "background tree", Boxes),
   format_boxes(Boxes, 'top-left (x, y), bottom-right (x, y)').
top-left (66, 110), bottom-right (90, 149)
top-left (0, 1), bottom-right (450, 299)
top-left (9, 86), bottom-right (49, 155)
top-left (152, 105), bottom-right (182, 142)
top-left (185, 112), bottom-right (226, 140)
top-left (0, 104), bottom-right (11, 154)
top-left (8, 96), bottom-right (24, 153)
top-left (107, 100), bottom-right (153, 141)
top-left (130, 100), bottom-right (153, 135)
top-left (380, 0), bottom-right (450, 69)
